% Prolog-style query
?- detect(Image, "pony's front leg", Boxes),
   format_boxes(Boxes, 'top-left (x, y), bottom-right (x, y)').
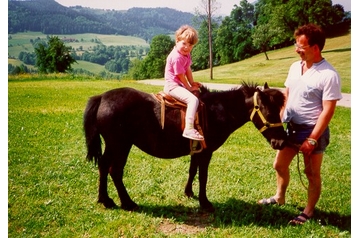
top-left (197, 151), bottom-right (215, 212)
top-left (185, 156), bottom-right (199, 198)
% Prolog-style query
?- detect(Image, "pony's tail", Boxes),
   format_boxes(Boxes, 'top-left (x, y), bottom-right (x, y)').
top-left (83, 95), bottom-right (102, 166)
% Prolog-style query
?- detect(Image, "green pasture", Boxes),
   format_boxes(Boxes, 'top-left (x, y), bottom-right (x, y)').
top-left (193, 33), bottom-right (351, 93)
top-left (8, 76), bottom-right (351, 237)
top-left (71, 60), bottom-right (113, 75)
top-left (8, 32), bottom-right (149, 58)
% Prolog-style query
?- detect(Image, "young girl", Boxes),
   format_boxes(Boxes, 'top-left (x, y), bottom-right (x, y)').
top-left (164, 25), bottom-right (204, 141)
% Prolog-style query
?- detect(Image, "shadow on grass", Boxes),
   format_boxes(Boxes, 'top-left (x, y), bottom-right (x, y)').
top-left (322, 47), bottom-right (351, 53)
top-left (133, 198), bottom-right (350, 232)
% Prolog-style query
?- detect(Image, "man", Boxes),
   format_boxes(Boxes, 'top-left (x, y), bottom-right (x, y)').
top-left (258, 23), bottom-right (342, 225)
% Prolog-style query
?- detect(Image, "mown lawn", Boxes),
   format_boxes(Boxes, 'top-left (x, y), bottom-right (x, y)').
top-left (7, 77), bottom-right (351, 237)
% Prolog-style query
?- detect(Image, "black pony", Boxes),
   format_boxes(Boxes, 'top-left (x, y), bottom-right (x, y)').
top-left (83, 82), bottom-right (287, 212)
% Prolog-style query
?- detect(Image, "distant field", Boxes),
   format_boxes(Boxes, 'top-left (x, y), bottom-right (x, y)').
top-left (70, 60), bottom-right (110, 74)
top-left (8, 31), bottom-right (149, 58)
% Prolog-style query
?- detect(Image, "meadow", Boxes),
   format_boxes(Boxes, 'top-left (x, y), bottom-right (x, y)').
top-left (193, 33), bottom-right (351, 93)
top-left (8, 77), bottom-right (351, 237)
top-left (8, 32), bottom-right (149, 58)
top-left (8, 32), bottom-right (150, 75)
top-left (8, 32), bottom-right (351, 237)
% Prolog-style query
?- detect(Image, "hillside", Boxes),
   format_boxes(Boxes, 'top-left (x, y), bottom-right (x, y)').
top-left (8, 32), bottom-right (351, 94)
top-left (192, 33), bottom-right (351, 93)
top-left (8, 0), bottom-right (195, 41)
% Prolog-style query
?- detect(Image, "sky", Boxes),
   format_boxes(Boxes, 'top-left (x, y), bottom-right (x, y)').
top-left (54, 0), bottom-right (351, 15)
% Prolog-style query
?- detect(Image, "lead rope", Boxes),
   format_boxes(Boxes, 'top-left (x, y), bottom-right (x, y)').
top-left (296, 151), bottom-right (313, 191)
top-left (296, 152), bottom-right (308, 190)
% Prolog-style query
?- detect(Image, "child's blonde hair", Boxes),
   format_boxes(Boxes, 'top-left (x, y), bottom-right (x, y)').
top-left (175, 25), bottom-right (199, 45)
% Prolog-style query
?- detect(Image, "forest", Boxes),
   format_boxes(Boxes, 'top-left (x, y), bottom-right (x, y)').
top-left (8, 0), bottom-right (194, 41)
top-left (8, 0), bottom-right (351, 78)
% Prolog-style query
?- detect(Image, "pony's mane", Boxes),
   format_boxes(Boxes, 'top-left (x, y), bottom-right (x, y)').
top-left (199, 82), bottom-right (257, 98)
top-left (199, 82), bottom-right (284, 109)
top-left (240, 81), bottom-right (259, 97)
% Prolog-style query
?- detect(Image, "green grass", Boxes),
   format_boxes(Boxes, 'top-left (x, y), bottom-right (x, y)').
top-left (8, 32), bottom-right (150, 76)
top-left (193, 33), bottom-right (351, 93)
top-left (71, 60), bottom-right (111, 74)
top-left (8, 77), bottom-right (351, 237)
top-left (8, 32), bottom-right (149, 58)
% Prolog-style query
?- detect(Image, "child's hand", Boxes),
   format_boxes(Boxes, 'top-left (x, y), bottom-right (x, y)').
top-left (191, 82), bottom-right (202, 88)
top-left (190, 84), bottom-right (201, 91)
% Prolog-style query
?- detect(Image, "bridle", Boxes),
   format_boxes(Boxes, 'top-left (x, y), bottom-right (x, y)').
top-left (250, 91), bottom-right (283, 133)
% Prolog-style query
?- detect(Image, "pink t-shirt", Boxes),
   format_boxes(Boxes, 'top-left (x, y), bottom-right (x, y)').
top-left (164, 46), bottom-right (192, 93)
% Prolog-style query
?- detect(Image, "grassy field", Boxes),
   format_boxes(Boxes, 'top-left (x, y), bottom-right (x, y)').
top-left (7, 75), bottom-right (351, 237)
top-left (8, 32), bottom-right (150, 76)
top-left (8, 32), bottom-right (149, 57)
top-left (7, 30), bottom-right (351, 237)
top-left (193, 32), bottom-right (351, 93)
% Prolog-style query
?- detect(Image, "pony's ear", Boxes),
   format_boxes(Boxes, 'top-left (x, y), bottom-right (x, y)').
top-left (263, 82), bottom-right (269, 89)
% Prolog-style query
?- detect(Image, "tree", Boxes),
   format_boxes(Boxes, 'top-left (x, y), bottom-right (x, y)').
top-left (254, 0), bottom-right (348, 45)
top-left (191, 18), bottom-right (219, 71)
top-left (215, 0), bottom-right (255, 65)
top-left (252, 23), bottom-right (285, 60)
top-left (141, 35), bottom-right (174, 79)
top-left (195, 0), bottom-right (220, 79)
top-left (35, 36), bottom-right (76, 73)
top-left (130, 35), bottom-right (174, 80)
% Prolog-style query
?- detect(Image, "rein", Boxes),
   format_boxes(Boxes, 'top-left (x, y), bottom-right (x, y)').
top-left (291, 142), bottom-right (311, 191)
top-left (296, 152), bottom-right (309, 190)
top-left (249, 91), bottom-right (283, 133)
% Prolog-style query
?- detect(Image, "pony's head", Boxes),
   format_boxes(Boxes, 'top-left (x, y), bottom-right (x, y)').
top-left (243, 82), bottom-right (287, 150)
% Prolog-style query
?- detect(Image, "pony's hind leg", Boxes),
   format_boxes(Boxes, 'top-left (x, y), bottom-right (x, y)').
top-left (107, 143), bottom-right (139, 211)
top-left (97, 151), bottom-right (117, 208)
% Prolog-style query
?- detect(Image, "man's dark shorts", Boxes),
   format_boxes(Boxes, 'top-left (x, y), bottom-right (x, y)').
top-left (286, 122), bottom-right (330, 154)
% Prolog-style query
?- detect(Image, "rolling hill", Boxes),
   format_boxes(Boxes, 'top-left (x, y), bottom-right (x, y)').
top-left (8, 0), bottom-right (195, 41)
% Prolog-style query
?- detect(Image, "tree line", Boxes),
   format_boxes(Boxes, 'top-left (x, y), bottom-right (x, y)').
top-left (8, 0), bottom-right (194, 41)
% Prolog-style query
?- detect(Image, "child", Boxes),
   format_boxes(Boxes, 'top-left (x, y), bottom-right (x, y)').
top-left (164, 25), bottom-right (204, 141)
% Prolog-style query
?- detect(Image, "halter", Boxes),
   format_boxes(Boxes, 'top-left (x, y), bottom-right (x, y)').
top-left (250, 91), bottom-right (283, 133)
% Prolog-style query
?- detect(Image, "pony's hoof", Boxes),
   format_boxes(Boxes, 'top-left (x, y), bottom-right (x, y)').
top-left (200, 202), bottom-right (215, 213)
top-left (185, 190), bottom-right (194, 198)
top-left (121, 203), bottom-right (139, 211)
top-left (98, 198), bottom-right (117, 209)
top-left (201, 206), bottom-right (215, 213)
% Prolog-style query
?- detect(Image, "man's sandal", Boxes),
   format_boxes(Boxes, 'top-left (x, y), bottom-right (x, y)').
top-left (257, 197), bottom-right (281, 205)
top-left (288, 212), bottom-right (311, 225)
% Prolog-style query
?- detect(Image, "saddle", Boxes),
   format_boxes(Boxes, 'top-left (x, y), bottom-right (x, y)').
top-left (153, 91), bottom-right (207, 154)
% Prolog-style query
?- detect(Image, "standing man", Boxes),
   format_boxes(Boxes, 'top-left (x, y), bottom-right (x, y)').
top-left (258, 23), bottom-right (342, 225)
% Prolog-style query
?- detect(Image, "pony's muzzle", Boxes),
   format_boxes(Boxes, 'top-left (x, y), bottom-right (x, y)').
top-left (270, 139), bottom-right (286, 150)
